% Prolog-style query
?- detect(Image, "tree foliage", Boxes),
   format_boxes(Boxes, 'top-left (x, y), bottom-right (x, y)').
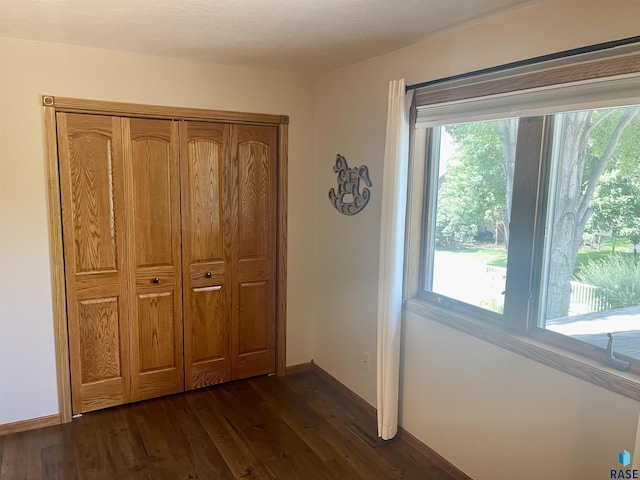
top-left (436, 121), bottom-right (507, 246)
top-left (591, 170), bottom-right (640, 249)
top-left (589, 113), bottom-right (640, 251)
top-left (545, 107), bottom-right (640, 318)
top-left (435, 105), bottom-right (640, 319)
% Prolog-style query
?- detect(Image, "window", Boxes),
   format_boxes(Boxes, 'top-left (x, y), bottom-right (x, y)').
top-left (424, 119), bottom-right (516, 317)
top-left (538, 107), bottom-right (640, 363)
top-left (406, 38), bottom-right (640, 397)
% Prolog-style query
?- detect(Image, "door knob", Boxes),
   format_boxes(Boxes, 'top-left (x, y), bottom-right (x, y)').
top-left (152, 277), bottom-right (160, 284)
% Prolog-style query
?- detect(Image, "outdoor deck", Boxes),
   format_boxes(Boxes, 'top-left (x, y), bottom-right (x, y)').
top-left (546, 305), bottom-right (640, 360)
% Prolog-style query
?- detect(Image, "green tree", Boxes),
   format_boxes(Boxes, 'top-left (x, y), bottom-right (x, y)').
top-left (545, 107), bottom-right (639, 319)
top-left (592, 112), bottom-right (640, 254)
top-left (438, 106), bottom-right (640, 319)
top-left (437, 121), bottom-right (508, 246)
top-left (591, 170), bottom-right (640, 252)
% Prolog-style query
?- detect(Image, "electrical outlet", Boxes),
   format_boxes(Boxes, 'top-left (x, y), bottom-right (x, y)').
top-left (362, 351), bottom-right (370, 371)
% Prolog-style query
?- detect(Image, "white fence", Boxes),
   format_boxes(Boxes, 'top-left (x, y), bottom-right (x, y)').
top-left (485, 265), bottom-right (506, 292)
top-left (484, 266), bottom-right (604, 315)
top-left (568, 280), bottom-right (605, 315)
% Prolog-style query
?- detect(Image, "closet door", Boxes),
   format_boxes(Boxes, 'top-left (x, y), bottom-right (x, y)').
top-left (181, 121), bottom-right (232, 389)
top-left (123, 118), bottom-right (184, 401)
top-left (57, 113), bottom-right (131, 414)
top-left (231, 125), bottom-right (278, 379)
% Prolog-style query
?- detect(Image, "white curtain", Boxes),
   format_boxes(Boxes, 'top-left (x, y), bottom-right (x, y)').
top-left (377, 79), bottom-right (412, 440)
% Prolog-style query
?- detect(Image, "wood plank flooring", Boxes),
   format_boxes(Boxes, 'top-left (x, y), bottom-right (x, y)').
top-left (0, 371), bottom-right (458, 479)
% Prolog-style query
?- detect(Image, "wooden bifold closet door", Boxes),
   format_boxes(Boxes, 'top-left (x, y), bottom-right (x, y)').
top-left (180, 121), bottom-right (231, 389)
top-left (124, 118), bottom-right (184, 402)
top-left (230, 124), bottom-right (277, 380)
top-left (57, 113), bottom-right (131, 414)
top-left (181, 122), bottom-right (277, 389)
top-left (58, 112), bottom-right (278, 414)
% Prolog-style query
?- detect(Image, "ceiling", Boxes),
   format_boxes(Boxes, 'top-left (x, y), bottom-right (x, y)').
top-left (0, 0), bottom-right (538, 73)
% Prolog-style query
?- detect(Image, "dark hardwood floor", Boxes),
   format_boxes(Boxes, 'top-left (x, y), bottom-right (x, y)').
top-left (0, 371), bottom-right (457, 479)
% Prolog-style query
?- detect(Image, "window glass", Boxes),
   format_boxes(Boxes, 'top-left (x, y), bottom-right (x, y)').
top-left (425, 119), bottom-right (518, 314)
top-left (540, 105), bottom-right (640, 361)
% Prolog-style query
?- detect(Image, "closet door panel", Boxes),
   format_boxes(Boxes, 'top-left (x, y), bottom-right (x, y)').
top-left (77, 296), bottom-right (121, 384)
top-left (124, 118), bottom-right (183, 401)
top-left (231, 125), bottom-right (277, 379)
top-left (137, 291), bottom-right (177, 372)
top-left (181, 122), bottom-right (232, 389)
top-left (57, 113), bottom-right (130, 414)
top-left (189, 286), bottom-right (228, 387)
top-left (238, 281), bottom-right (268, 353)
top-left (131, 138), bottom-right (173, 267)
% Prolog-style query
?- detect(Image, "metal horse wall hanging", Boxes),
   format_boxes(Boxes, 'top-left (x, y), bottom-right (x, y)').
top-left (328, 154), bottom-right (372, 215)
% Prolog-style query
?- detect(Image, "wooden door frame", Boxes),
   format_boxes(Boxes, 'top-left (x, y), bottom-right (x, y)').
top-left (43, 96), bottom-right (288, 423)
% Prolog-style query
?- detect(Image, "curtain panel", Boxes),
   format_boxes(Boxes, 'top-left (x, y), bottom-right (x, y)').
top-left (377, 79), bottom-right (412, 440)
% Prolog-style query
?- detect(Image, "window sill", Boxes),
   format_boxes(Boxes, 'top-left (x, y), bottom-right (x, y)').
top-left (404, 297), bottom-right (640, 402)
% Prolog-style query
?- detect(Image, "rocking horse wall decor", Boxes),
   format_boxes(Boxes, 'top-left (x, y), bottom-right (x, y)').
top-left (328, 154), bottom-right (372, 215)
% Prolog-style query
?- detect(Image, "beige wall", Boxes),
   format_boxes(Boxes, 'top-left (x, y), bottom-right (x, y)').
top-left (312, 0), bottom-right (640, 478)
top-left (0, 36), bottom-right (316, 424)
top-left (403, 311), bottom-right (640, 479)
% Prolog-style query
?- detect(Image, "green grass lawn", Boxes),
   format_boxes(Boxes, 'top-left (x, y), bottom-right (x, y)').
top-left (438, 237), bottom-right (632, 275)
top-left (437, 245), bottom-right (507, 267)
top-left (575, 238), bottom-right (630, 273)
